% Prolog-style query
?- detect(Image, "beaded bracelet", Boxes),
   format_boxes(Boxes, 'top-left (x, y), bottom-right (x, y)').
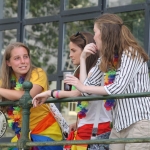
top-left (56, 90), bottom-right (60, 99)
top-left (51, 89), bottom-right (57, 98)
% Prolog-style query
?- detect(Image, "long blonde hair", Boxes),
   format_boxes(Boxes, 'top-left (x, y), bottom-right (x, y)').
top-left (0, 42), bottom-right (36, 100)
top-left (94, 13), bottom-right (149, 72)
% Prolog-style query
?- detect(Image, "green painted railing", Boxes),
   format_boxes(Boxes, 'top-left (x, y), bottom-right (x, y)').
top-left (0, 81), bottom-right (150, 149)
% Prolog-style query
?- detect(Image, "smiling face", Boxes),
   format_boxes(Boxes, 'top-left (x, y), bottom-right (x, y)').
top-left (93, 23), bottom-right (102, 51)
top-left (69, 41), bottom-right (82, 65)
top-left (6, 46), bottom-right (31, 79)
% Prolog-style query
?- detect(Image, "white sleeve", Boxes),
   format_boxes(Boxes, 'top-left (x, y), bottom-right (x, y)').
top-left (82, 59), bottom-right (103, 96)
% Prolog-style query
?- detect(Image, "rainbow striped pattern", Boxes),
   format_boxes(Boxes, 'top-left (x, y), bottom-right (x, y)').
top-left (76, 101), bottom-right (89, 119)
top-left (7, 75), bottom-right (25, 139)
top-left (104, 55), bottom-right (118, 110)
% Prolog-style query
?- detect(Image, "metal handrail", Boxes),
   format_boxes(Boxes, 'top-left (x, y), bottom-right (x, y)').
top-left (0, 81), bottom-right (150, 149)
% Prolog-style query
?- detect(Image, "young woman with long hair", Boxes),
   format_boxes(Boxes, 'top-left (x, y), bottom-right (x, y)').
top-left (32, 31), bottom-right (112, 150)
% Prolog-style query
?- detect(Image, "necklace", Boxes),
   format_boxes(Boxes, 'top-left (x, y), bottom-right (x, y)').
top-left (104, 55), bottom-right (118, 110)
top-left (7, 75), bottom-right (25, 139)
top-left (76, 101), bottom-right (88, 119)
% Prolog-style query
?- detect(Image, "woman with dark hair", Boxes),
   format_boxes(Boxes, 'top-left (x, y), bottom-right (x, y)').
top-left (32, 31), bottom-right (112, 150)
top-left (69, 31), bottom-right (98, 78)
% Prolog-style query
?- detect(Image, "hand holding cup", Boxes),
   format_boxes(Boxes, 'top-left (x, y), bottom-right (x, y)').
top-left (63, 72), bottom-right (73, 91)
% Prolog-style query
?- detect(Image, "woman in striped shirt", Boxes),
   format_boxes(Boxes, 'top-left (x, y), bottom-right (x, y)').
top-left (64, 13), bottom-right (150, 150)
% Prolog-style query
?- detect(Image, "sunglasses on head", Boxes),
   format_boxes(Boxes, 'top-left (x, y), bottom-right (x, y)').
top-left (75, 32), bottom-right (86, 45)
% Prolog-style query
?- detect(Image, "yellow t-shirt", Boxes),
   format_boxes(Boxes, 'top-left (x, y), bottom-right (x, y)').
top-left (30, 68), bottom-right (48, 92)
top-left (18, 68), bottom-right (62, 141)
top-left (28, 68), bottom-right (49, 130)
top-left (6, 68), bottom-right (62, 143)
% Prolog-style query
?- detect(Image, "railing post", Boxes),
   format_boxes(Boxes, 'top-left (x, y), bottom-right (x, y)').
top-left (17, 81), bottom-right (33, 150)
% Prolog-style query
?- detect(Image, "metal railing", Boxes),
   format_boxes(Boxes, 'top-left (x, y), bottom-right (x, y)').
top-left (0, 81), bottom-right (150, 150)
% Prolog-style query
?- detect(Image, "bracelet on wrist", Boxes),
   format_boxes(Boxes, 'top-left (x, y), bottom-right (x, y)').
top-left (55, 90), bottom-right (60, 99)
top-left (51, 89), bottom-right (57, 98)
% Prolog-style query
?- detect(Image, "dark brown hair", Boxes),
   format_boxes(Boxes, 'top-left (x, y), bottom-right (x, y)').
top-left (70, 32), bottom-right (99, 77)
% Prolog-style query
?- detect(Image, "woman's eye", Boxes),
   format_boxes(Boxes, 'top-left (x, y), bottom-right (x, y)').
top-left (24, 55), bottom-right (29, 59)
top-left (14, 57), bottom-right (19, 60)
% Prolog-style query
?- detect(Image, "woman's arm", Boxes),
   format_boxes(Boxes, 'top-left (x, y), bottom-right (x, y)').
top-left (0, 88), bottom-right (24, 100)
top-left (53, 90), bottom-right (81, 98)
top-left (0, 84), bottom-right (43, 101)
top-left (65, 52), bottom-right (144, 95)
top-left (0, 68), bottom-right (47, 101)
top-left (80, 43), bottom-right (97, 83)
top-left (79, 57), bottom-right (87, 83)
top-left (64, 75), bottom-right (108, 95)
top-left (32, 90), bottom-right (81, 107)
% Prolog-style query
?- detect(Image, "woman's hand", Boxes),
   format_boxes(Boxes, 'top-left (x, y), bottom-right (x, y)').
top-left (80, 43), bottom-right (97, 59)
top-left (64, 75), bottom-right (85, 93)
top-left (69, 122), bottom-right (77, 133)
top-left (32, 90), bottom-right (50, 107)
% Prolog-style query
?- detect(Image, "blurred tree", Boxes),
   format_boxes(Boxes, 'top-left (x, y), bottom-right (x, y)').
top-left (25, 0), bottom-right (60, 18)
top-left (65, 0), bottom-right (98, 9)
top-left (4, 0), bottom-right (17, 18)
top-left (118, 10), bottom-right (145, 48)
top-left (24, 22), bottom-right (59, 75)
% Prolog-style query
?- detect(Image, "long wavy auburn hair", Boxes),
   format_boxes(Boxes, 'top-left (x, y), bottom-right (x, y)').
top-left (94, 13), bottom-right (149, 72)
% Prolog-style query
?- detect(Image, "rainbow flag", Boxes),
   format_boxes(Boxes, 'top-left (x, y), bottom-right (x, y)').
top-left (10, 105), bottom-right (63, 150)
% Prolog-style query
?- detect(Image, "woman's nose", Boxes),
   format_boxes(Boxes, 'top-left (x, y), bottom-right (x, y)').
top-left (20, 57), bottom-right (25, 63)
top-left (69, 52), bottom-right (73, 58)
